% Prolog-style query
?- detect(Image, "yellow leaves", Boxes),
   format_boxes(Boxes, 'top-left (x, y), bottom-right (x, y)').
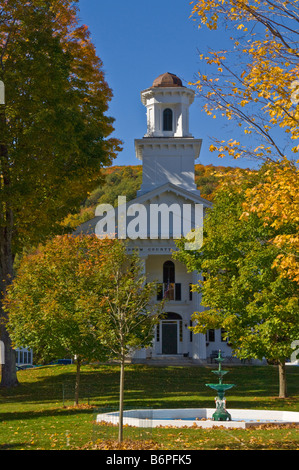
top-left (209, 139), bottom-right (242, 159)
top-left (242, 157), bottom-right (299, 283)
top-left (190, 0), bottom-right (299, 147)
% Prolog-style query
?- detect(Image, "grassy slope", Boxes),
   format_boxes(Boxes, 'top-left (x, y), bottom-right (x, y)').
top-left (0, 363), bottom-right (298, 450)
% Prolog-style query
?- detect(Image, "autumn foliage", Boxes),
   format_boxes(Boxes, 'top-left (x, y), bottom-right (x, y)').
top-left (4, 235), bottom-right (117, 365)
top-left (242, 158), bottom-right (299, 284)
top-left (0, 0), bottom-right (121, 387)
top-left (190, 0), bottom-right (299, 161)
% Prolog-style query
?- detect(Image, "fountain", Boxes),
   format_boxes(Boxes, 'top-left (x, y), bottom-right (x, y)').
top-left (205, 350), bottom-right (235, 421)
top-left (96, 351), bottom-right (299, 429)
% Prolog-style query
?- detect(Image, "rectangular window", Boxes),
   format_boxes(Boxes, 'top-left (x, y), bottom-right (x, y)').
top-left (189, 284), bottom-right (193, 301)
top-left (167, 283), bottom-right (175, 300)
top-left (179, 321), bottom-right (183, 342)
top-left (156, 324), bottom-right (160, 342)
top-left (157, 283), bottom-right (163, 300)
top-left (190, 321), bottom-right (193, 342)
top-left (175, 283), bottom-right (181, 301)
top-left (206, 329), bottom-right (215, 342)
top-left (157, 283), bottom-right (182, 301)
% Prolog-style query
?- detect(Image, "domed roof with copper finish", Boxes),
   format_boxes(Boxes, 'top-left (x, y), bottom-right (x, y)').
top-left (152, 72), bottom-right (183, 88)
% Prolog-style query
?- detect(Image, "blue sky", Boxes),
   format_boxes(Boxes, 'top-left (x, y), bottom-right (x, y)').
top-left (77, 0), bottom-right (255, 169)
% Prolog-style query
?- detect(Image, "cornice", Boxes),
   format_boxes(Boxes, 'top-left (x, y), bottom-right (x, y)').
top-left (141, 86), bottom-right (195, 106)
top-left (134, 137), bottom-right (202, 160)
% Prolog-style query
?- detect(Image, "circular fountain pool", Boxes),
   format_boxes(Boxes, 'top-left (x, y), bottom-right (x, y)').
top-left (96, 408), bottom-right (299, 429)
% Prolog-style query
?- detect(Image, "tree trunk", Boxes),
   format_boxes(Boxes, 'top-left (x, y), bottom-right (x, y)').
top-left (0, 320), bottom-right (18, 388)
top-left (74, 358), bottom-right (81, 406)
top-left (0, 103), bottom-right (18, 388)
top-left (118, 355), bottom-right (125, 443)
top-left (0, 206), bottom-right (18, 388)
top-left (0, 226), bottom-right (18, 388)
top-left (278, 360), bottom-right (287, 398)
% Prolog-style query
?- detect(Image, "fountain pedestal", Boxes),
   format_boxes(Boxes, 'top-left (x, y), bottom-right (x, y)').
top-left (206, 350), bottom-right (235, 421)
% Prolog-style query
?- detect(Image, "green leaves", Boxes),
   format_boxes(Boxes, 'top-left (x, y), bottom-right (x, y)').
top-left (95, 245), bottom-right (161, 360)
top-left (175, 169), bottom-right (299, 365)
top-left (4, 235), bottom-right (162, 365)
top-left (4, 235), bottom-right (112, 362)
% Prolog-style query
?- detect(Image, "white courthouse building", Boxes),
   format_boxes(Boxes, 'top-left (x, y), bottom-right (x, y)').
top-left (76, 73), bottom-right (234, 364)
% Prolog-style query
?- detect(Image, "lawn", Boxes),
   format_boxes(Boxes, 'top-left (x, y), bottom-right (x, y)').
top-left (0, 363), bottom-right (298, 450)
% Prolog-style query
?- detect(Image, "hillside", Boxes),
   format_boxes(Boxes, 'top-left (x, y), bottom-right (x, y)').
top-left (62, 163), bottom-right (249, 230)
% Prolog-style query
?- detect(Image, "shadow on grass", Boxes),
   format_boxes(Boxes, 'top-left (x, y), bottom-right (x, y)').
top-left (1, 364), bottom-right (298, 417)
top-left (0, 404), bottom-right (95, 423)
top-left (0, 442), bottom-right (29, 450)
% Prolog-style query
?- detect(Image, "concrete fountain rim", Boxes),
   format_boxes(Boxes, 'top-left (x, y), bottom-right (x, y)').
top-left (96, 408), bottom-right (299, 429)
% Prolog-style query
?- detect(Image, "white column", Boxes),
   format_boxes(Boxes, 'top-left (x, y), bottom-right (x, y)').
top-left (174, 103), bottom-right (183, 137)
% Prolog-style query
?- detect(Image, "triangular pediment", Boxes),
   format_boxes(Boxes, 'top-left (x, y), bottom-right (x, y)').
top-left (131, 182), bottom-right (213, 208)
top-left (74, 183), bottom-right (212, 238)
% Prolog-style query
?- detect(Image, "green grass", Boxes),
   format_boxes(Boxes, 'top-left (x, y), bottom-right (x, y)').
top-left (0, 363), bottom-right (298, 450)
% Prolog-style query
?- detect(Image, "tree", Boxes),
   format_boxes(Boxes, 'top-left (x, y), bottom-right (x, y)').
top-left (0, 1), bottom-right (121, 387)
top-left (190, 0), bottom-right (299, 162)
top-left (242, 157), bottom-right (299, 284)
top-left (174, 170), bottom-right (299, 398)
top-left (4, 235), bottom-right (162, 415)
top-left (4, 234), bottom-right (118, 405)
top-left (97, 242), bottom-right (162, 443)
top-left (187, 2), bottom-right (299, 395)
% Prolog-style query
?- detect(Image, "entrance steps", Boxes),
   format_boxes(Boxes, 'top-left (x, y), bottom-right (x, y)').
top-left (133, 355), bottom-right (205, 366)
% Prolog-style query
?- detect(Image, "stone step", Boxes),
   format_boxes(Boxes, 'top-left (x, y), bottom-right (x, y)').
top-left (143, 355), bottom-right (196, 366)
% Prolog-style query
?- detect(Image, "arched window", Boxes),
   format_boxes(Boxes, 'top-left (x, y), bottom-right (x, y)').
top-left (163, 260), bottom-right (175, 284)
top-left (164, 312), bottom-right (182, 320)
top-left (163, 108), bottom-right (173, 131)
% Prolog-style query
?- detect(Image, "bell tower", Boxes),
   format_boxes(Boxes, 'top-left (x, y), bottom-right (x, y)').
top-left (142, 72), bottom-right (194, 138)
top-left (135, 73), bottom-right (202, 195)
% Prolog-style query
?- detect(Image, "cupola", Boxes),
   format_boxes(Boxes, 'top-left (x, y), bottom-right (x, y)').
top-left (141, 73), bottom-right (195, 138)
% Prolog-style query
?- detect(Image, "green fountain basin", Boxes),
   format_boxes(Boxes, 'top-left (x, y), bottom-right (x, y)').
top-left (206, 383), bottom-right (235, 401)
top-left (205, 383), bottom-right (235, 392)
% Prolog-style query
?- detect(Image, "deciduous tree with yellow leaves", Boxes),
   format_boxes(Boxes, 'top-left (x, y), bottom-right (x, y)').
top-left (190, 0), bottom-right (299, 161)
top-left (190, 0), bottom-right (299, 287)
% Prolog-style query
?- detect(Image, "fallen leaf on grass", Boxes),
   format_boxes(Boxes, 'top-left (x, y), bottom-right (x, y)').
top-left (79, 439), bottom-right (161, 450)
